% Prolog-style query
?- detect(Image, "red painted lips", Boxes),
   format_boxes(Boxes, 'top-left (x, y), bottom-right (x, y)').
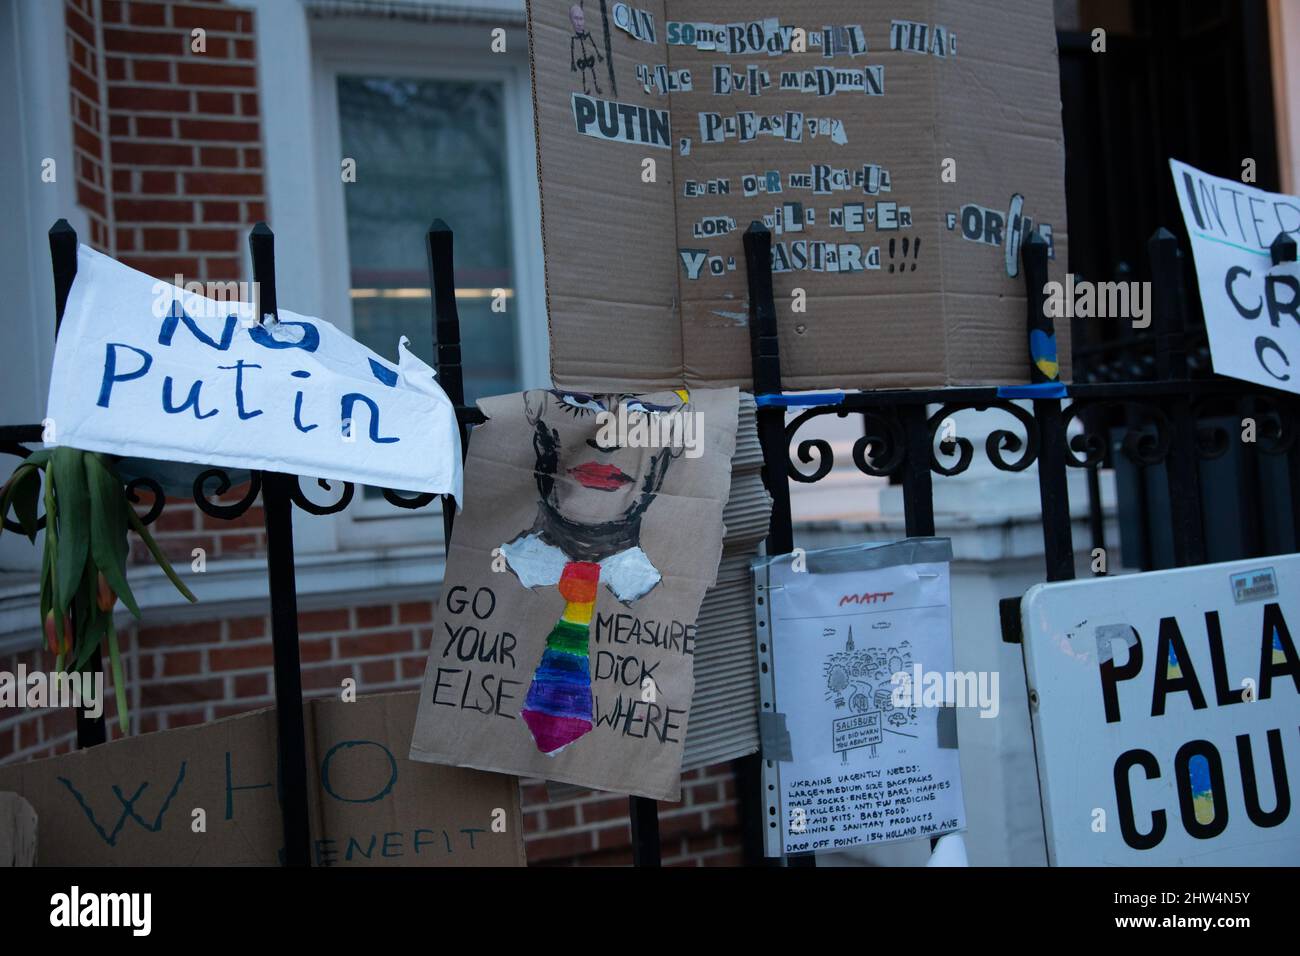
top-left (569, 461), bottom-right (633, 491)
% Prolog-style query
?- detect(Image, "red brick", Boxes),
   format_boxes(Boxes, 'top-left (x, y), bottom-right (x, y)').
top-left (176, 63), bottom-right (256, 88)
top-left (196, 91), bottom-right (236, 114)
top-left (216, 532), bottom-right (259, 554)
top-left (131, 59), bottom-right (172, 83)
top-left (302, 664), bottom-right (354, 691)
top-left (128, 3), bottom-right (167, 26)
top-left (140, 171), bottom-right (178, 195)
top-left (172, 6), bottom-right (253, 31)
top-left (595, 822), bottom-right (631, 850)
top-left (186, 228), bottom-right (238, 251)
top-left (299, 609), bottom-right (349, 633)
top-left (397, 602), bottom-right (432, 625)
top-left (244, 201), bottom-right (266, 222)
top-left (227, 616), bottom-right (266, 642)
top-left (356, 605), bottom-right (392, 628)
top-left (66, 9), bottom-right (97, 45)
top-left (104, 29), bottom-right (184, 56)
top-left (338, 630), bottom-right (413, 658)
top-left (209, 643), bottom-right (274, 671)
top-left (707, 802), bottom-right (740, 829)
top-left (139, 678), bottom-right (222, 706)
top-left (361, 660), bottom-right (395, 685)
top-left (242, 147), bottom-right (261, 168)
top-left (200, 502), bottom-right (263, 529)
top-left (109, 115), bottom-right (130, 136)
top-left (201, 201), bottom-right (240, 223)
top-left (165, 708), bottom-right (208, 728)
top-left (202, 257), bottom-right (243, 280)
top-left (657, 810), bottom-right (705, 840)
top-left (200, 146), bottom-right (239, 168)
top-left (152, 505), bottom-right (197, 532)
top-left (525, 831), bottom-right (594, 862)
top-left (233, 673), bottom-right (269, 698)
top-left (137, 620), bottom-right (220, 648)
top-left (112, 142), bottom-right (194, 166)
top-left (0, 726), bottom-right (15, 760)
top-left (106, 56), bottom-right (127, 82)
top-left (523, 811), bottom-right (543, 835)
top-left (163, 650), bottom-right (202, 676)
top-left (579, 797), bottom-right (630, 824)
top-left (109, 85), bottom-right (190, 111)
top-left (134, 116), bottom-right (174, 138)
top-left (299, 638), bottom-right (333, 664)
top-left (18, 718), bottom-right (41, 750)
top-left (547, 804), bottom-right (578, 829)
top-left (399, 655), bottom-right (427, 680)
top-left (233, 40), bottom-right (254, 61)
top-left (116, 227), bottom-right (136, 251)
top-left (115, 199), bottom-right (194, 224)
top-left (702, 849), bottom-right (745, 867)
top-left (240, 93), bottom-right (258, 115)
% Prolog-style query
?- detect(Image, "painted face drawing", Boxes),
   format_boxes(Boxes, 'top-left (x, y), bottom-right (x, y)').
top-left (501, 389), bottom-right (689, 755)
top-left (569, 2), bottom-right (604, 95)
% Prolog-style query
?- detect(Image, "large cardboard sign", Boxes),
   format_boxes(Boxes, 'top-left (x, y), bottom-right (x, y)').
top-left (0, 693), bottom-right (523, 866)
top-left (753, 539), bottom-right (966, 857)
top-left (1170, 160), bottom-right (1300, 394)
top-left (528, 0), bottom-right (1070, 391)
top-left (46, 246), bottom-right (462, 497)
top-left (410, 388), bottom-right (738, 800)
top-left (1021, 556), bottom-right (1300, 865)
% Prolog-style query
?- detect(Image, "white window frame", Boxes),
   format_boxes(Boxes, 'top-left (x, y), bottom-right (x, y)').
top-left (248, 4), bottom-right (547, 549)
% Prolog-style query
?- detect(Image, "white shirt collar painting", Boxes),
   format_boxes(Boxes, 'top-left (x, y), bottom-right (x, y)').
top-left (500, 532), bottom-right (661, 604)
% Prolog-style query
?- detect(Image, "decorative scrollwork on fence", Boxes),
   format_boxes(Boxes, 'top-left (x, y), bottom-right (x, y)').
top-left (124, 476), bottom-right (166, 526)
top-left (1061, 400), bottom-right (1172, 467)
top-left (381, 489), bottom-right (439, 509)
top-left (927, 402), bottom-right (1039, 476)
top-left (784, 408), bottom-right (842, 483)
top-left (193, 468), bottom-right (262, 520)
top-left (851, 410), bottom-right (905, 478)
top-left (289, 477), bottom-right (355, 516)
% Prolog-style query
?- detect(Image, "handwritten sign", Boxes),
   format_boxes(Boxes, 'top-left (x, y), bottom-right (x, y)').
top-left (0, 693), bottom-right (522, 866)
top-left (45, 246), bottom-right (463, 497)
top-left (1170, 159), bottom-right (1300, 393)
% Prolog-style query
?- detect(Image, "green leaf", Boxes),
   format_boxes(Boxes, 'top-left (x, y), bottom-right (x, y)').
top-left (22, 448), bottom-right (54, 469)
top-left (43, 467), bottom-right (59, 618)
top-left (76, 610), bottom-right (107, 670)
top-left (106, 617), bottom-right (129, 734)
top-left (2, 464), bottom-right (41, 542)
top-left (127, 507), bottom-right (197, 603)
top-left (52, 448), bottom-right (90, 619)
top-left (85, 453), bottom-right (140, 618)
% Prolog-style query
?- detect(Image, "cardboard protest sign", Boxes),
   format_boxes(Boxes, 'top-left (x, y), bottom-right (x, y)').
top-left (528, 0), bottom-right (1069, 391)
top-left (0, 793), bottom-right (37, 866)
top-left (1170, 160), bottom-right (1300, 393)
top-left (45, 246), bottom-right (462, 498)
top-left (0, 693), bottom-right (523, 866)
top-left (410, 387), bottom-right (738, 800)
top-left (752, 539), bottom-right (966, 857)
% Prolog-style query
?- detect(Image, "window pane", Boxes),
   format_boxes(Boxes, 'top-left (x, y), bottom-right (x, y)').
top-left (337, 75), bottom-right (519, 406)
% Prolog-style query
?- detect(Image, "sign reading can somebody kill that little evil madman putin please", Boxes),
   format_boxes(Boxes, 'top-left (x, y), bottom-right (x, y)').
top-left (1170, 159), bottom-right (1300, 394)
top-left (1021, 554), bottom-right (1300, 865)
top-left (44, 246), bottom-right (463, 498)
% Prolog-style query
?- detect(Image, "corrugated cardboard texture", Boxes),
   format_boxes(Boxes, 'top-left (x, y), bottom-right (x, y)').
top-left (528, 0), bottom-right (1070, 391)
top-left (684, 393), bottom-right (766, 768)
top-left (0, 793), bottom-right (37, 866)
top-left (410, 388), bottom-right (739, 800)
top-left (0, 693), bottom-right (523, 866)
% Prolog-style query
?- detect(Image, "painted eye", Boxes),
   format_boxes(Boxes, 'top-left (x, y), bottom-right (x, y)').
top-left (556, 392), bottom-right (604, 416)
top-left (625, 399), bottom-right (674, 417)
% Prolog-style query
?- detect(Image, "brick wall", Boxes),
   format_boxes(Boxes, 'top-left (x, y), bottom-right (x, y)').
top-left (0, 0), bottom-right (748, 868)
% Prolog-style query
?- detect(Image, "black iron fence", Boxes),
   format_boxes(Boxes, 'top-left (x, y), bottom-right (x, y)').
top-left (3, 216), bottom-right (1297, 868)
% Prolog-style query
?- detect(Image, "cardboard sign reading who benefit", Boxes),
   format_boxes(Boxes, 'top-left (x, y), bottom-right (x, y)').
top-left (410, 387), bottom-right (738, 800)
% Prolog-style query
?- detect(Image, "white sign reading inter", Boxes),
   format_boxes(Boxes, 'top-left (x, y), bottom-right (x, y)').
top-left (1021, 554), bottom-right (1300, 865)
top-left (1169, 159), bottom-right (1300, 393)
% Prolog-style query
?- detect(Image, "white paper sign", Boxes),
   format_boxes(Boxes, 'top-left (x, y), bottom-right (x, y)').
top-left (753, 539), bottom-right (966, 857)
top-left (45, 247), bottom-right (462, 499)
top-left (1021, 555), bottom-right (1300, 865)
top-left (1169, 159), bottom-right (1300, 392)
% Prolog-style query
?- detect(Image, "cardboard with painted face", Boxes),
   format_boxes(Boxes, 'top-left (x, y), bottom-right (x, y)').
top-left (409, 387), bottom-right (739, 800)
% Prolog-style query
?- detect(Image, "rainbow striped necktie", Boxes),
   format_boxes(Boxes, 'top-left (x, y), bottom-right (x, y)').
top-left (521, 561), bottom-right (600, 754)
